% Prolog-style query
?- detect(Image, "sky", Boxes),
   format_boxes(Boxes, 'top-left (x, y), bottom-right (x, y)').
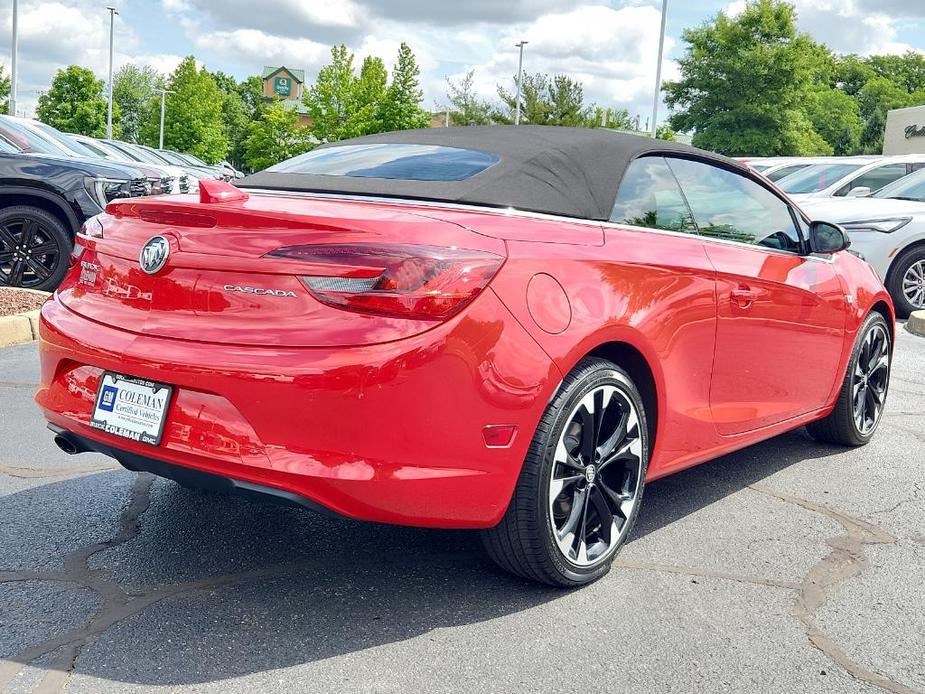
top-left (0, 0), bottom-right (923, 123)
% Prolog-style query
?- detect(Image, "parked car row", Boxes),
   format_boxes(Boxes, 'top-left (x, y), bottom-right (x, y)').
top-left (740, 154), bottom-right (925, 316)
top-left (0, 115), bottom-right (234, 291)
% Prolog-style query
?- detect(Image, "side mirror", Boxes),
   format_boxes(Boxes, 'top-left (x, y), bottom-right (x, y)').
top-left (846, 186), bottom-right (871, 198)
top-left (809, 221), bottom-right (851, 255)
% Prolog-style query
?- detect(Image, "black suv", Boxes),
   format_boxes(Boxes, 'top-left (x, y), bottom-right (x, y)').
top-left (0, 123), bottom-right (153, 291)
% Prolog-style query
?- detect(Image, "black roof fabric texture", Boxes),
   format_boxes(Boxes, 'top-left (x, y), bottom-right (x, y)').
top-left (239, 126), bottom-right (743, 221)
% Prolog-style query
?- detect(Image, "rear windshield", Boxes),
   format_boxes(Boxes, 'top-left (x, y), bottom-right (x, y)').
top-left (268, 144), bottom-right (499, 181)
top-left (777, 163), bottom-right (863, 194)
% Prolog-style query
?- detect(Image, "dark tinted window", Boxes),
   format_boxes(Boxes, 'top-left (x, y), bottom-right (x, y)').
top-left (765, 163), bottom-right (808, 181)
top-left (268, 144), bottom-right (499, 181)
top-left (667, 158), bottom-right (802, 253)
top-left (610, 157), bottom-right (696, 233)
top-left (835, 163), bottom-right (908, 196)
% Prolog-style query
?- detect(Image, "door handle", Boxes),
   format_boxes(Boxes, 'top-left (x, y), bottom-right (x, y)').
top-left (730, 286), bottom-right (757, 308)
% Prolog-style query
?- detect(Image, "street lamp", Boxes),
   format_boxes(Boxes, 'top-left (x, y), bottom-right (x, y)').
top-left (155, 88), bottom-right (175, 149)
top-left (9, 0), bottom-right (18, 116)
top-left (106, 6), bottom-right (118, 139)
top-left (650, 0), bottom-right (668, 138)
top-left (514, 40), bottom-right (528, 125)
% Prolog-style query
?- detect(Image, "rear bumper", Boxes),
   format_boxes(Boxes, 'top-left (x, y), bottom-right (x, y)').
top-left (36, 292), bottom-right (558, 528)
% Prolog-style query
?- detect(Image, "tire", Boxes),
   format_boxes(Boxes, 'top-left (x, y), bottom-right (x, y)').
top-left (886, 246), bottom-right (925, 319)
top-left (0, 205), bottom-right (72, 292)
top-left (481, 357), bottom-right (649, 587)
top-left (806, 312), bottom-right (891, 447)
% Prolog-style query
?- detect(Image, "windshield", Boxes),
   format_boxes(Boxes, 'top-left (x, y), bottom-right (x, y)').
top-left (766, 163), bottom-right (809, 182)
top-left (0, 118), bottom-right (71, 155)
top-left (873, 168), bottom-right (925, 202)
top-left (28, 122), bottom-right (101, 158)
top-left (178, 152), bottom-right (209, 167)
top-left (0, 136), bottom-right (19, 154)
top-left (111, 141), bottom-right (167, 165)
top-left (777, 163), bottom-right (863, 194)
top-left (269, 144), bottom-right (500, 181)
top-left (157, 150), bottom-right (192, 166)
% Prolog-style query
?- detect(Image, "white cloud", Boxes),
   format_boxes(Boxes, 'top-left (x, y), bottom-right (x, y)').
top-left (193, 29), bottom-right (330, 70)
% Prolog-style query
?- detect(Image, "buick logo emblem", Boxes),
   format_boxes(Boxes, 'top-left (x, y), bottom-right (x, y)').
top-left (139, 236), bottom-right (169, 275)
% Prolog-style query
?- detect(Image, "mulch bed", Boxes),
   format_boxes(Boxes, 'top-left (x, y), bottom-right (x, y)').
top-left (0, 288), bottom-right (48, 317)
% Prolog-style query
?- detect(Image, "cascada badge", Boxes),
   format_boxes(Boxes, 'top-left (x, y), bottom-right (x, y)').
top-left (139, 236), bottom-right (170, 275)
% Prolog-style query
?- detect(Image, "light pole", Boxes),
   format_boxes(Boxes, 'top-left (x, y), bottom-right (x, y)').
top-left (9, 0), bottom-right (18, 116)
top-left (106, 6), bottom-right (118, 139)
top-left (514, 40), bottom-right (528, 125)
top-left (650, 0), bottom-right (668, 138)
top-left (156, 88), bottom-right (174, 149)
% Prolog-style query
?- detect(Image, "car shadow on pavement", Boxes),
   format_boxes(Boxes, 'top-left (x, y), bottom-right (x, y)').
top-left (1, 427), bottom-right (847, 687)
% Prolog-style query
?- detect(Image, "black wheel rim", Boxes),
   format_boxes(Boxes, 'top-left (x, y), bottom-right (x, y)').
top-left (852, 324), bottom-right (890, 436)
top-left (0, 217), bottom-right (61, 289)
top-left (548, 384), bottom-right (644, 567)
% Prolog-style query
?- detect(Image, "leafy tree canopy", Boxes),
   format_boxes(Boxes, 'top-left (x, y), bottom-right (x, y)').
top-left (37, 65), bottom-right (115, 138)
top-left (113, 64), bottom-right (161, 143)
top-left (243, 99), bottom-right (315, 171)
top-left (139, 56), bottom-right (228, 163)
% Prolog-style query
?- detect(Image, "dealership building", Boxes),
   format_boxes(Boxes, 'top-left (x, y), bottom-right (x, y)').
top-left (884, 104), bottom-right (925, 154)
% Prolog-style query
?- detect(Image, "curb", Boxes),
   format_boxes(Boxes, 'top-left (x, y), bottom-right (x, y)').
top-left (0, 288), bottom-right (48, 347)
top-left (906, 310), bottom-right (925, 338)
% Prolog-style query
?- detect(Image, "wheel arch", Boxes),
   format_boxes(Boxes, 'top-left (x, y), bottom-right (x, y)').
top-left (870, 300), bottom-right (895, 344)
top-left (0, 186), bottom-right (81, 236)
top-left (583, 340), bottom-right (660, 456)
top-left (884, 239), bottom-right (925, 289)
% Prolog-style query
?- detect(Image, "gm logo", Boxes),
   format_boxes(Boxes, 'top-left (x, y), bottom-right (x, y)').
top-left (99, 385), bottom-right (119, 412)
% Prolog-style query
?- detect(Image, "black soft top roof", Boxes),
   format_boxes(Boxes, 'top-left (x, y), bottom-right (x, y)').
top-left (239, 126), bottom-right (740, 221)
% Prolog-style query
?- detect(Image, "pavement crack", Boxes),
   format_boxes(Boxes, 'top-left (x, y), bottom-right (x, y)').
top-left (748, 484), bottom-right (917, 694)
top-left (0, 462), bottom-right (120, 479)
top-left (0, 473), bottom-right (154, 691)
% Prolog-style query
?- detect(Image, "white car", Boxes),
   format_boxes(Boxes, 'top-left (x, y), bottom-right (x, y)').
top-left (778, 156), bottom-right (925, 201)
top-left (759, 157), bottom-right (842, 183)
top-left (71, 135), bottom-right (197, 196)
top-left (800, 168), bottom-right (925, 316)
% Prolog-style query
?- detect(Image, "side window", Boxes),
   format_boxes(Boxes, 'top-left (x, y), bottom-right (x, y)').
top-left (835, 164), bottom-right (908, 196)
top-left (666, 158), bottom-right (802, 253)
top-left (610, 157), bottom-right (696, 233)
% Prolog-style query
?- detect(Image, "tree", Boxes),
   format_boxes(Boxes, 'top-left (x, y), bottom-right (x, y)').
top-left (113, 64), bottom-right (161, 143)
top-left (304, 45), bottom-right (367, 142)
top-left (210, 70), bottom-right (261, 168)
top-left (663, 0), bottom-right (828, 156)
top-left (379, 42), bottom-right (430, 131)
top-left (655, 124), bottom-right (677, 141)
top-left (243, 99), bottom-right (314, 171)
top-left (36, 65), bottom-right (114, 137)
top-left (547, 75), bottom-right (592, 127)
top-left (0, 65), bottom-right (10, 114)
top-left (353, 56), bottom-right (389, 134)
top-left (592, 106), bottom-right (635, 130)
top-left (856, 76), bottom-right (921, 154)
top-left (806, 86), bottom-right (862, 155)
top-left (446, 71), bottom-right (494, 126)
top-left (497, 72), bottom-right (551, 124)
top-left (139, 56), bottom-right (228, 163)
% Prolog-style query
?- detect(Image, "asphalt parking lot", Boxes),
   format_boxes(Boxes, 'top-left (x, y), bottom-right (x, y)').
top-left (0, 327), bottom-right (922, 694)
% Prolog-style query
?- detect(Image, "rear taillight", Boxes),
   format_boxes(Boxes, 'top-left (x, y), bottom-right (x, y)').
top-left (268, 244), bottom-right (504, 320)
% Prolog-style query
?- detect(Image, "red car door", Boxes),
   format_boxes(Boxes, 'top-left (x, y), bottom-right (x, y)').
top-left (667, 157), bottom-right (847, 436)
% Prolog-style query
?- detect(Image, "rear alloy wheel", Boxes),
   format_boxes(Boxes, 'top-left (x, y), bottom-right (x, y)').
top-left (0, 206), bottom-right (72, 291)
top-left (887, 247), bottom-right (925, 318)
top-left (807, 312), bottom-right (891, 447)
top-left (482, 358), bottom-right (648, 587)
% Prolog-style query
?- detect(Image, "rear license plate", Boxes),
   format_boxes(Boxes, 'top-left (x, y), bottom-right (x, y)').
top-left (90, 372), bottom-right (173, 446)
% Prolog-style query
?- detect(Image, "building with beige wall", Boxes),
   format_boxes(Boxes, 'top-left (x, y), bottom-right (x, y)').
top-left (262, 66), bottom-right (311, 127)
top-left (884, 104), bottom-right (925, 155)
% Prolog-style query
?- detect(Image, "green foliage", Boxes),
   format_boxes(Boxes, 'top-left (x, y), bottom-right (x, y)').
top-left (36, 65), bottom-right (115, 137)
top-left (305, 43), bottom-right (429, 142)
top-left (446, 71), bottom-right (494, 125)
top-left (806, 86), bottom-right (861, 155)
top-left (663, 0), bottom-right (826, 156)
top-left (856, 76), bottom-right (924, 153)
top-left (243, 99), bottom-right (315, 171)
top-left (0, 65), bottom-right (10, 113)
top-left (379, 43), bottom-right (430, 131)
top-left (210, 70), bottom-right (264, 169)
top-left (139, 56), bottom-right (228, 163)
top-left (594, 107), bottom-right (635, 130)
top-left (496, 73), bottom-right (592, 126)
top-left (113, 64), bottom-right (161, 143)
top-left (655, 124), bottom-right (676, 141)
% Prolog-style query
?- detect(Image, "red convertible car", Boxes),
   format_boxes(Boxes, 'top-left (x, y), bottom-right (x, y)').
top-left (36, 127), bottom-right (893, 586)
